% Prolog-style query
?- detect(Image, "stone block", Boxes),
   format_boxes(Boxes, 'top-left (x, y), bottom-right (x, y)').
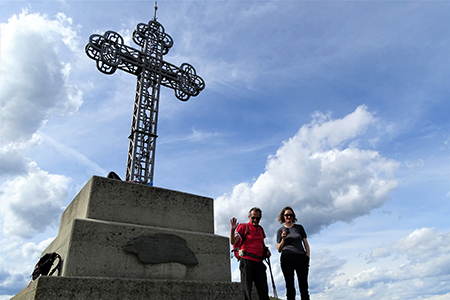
top-left (53, 218), bottom-right (230, 281)
top-left (11, 276), bottom-right (248, 300)
top-left (58, 176), bottom-right (214, 234)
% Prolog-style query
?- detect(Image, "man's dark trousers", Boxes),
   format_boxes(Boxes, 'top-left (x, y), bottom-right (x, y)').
top-left (239, 258), bottom-right (270, 300)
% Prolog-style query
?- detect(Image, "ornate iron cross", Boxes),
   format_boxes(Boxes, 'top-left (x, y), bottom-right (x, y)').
top-left (85, 9), bottom-right (205, 185)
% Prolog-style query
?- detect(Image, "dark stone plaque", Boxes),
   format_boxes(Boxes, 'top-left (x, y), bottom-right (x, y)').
top-left (124, 234), bottom-right (198, 266)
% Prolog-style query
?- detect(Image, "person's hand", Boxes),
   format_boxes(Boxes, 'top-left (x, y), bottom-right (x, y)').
top-left (281, 229), bottom-right (288, 239)
top-left (230, 217), bottom-right (238, 231)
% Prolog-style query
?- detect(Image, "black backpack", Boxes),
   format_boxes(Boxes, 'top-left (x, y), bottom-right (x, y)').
top-left (31, 252), bottom-right (61, 280)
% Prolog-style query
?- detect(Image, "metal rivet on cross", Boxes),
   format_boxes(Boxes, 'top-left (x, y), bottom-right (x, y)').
top-left (85, 3), bottom-right (205, 185)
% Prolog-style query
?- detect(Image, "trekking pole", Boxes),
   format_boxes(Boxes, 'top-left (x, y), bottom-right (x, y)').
top-left (265, 257), bottom-right (278, 299)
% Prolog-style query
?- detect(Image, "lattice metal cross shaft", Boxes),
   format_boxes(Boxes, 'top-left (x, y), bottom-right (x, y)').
top-left (86, 19), bottom-right (205, 185)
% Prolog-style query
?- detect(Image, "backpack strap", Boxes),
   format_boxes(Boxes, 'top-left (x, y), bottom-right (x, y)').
top-left (48, 253), bottom-right (62, 276)
top-left (241, 223), bottom-right (249, 244)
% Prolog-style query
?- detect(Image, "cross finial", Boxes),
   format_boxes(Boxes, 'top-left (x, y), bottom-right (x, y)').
top-left (153, 1), bottom-right (158, 20)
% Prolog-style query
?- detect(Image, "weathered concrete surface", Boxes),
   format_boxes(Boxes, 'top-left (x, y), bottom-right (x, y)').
top-left (40, 176), bottom-right (228, 281)
top-left (11, 276), bottom-right (249, 300)
top-left (57, 176), bottom-right (214, 234)
top-left (10, 176), bottom-right (244, 300)
top-left (44, 218), bottom-right (230, 281)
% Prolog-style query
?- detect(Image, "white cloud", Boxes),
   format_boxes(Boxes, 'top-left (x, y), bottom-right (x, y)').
top-left (214, 105), bottom-right (399, 236)
top-left (420, 294), bottom-right (450, 300)
top-left (0, 10), bottom-right (83, 144)
top-left (0, 237), bottom-right (54, 297)
top-left (342, 228), bottom-right (450, 298)
top-left (347, 266), bottom-right (397, 289)
top-left (0, 10), bottom-right (81, 239)
top-left (308, 228), bottom-right (450, 300)
top-left (0, 162), bottom-right (69, 238)
top-left (160, 128), bottom-right (221, 145)
top-left (394, 228), bottom-right (450, 276)
top-left (365, 246), bottom-right (391, 263)
top-left (309, 248), bottom-right (346, 293)
top-left (394, 227), bottom-right (447, 257)
top-left (0, 134), bottom-right (42, 177)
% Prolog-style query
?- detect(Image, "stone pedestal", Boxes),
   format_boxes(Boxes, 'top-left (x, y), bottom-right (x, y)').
top-left (12, 277), bottom-right (244, 300)
top-left (11, 176), bottom-right (245, 299)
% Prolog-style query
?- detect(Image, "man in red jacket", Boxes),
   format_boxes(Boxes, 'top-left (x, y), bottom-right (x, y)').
top-left (230, 207), bottom-right (271, 300)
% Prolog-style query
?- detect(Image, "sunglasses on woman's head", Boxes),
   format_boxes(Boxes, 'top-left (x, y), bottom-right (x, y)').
top-left (284, 214), bottom-right (294, 217)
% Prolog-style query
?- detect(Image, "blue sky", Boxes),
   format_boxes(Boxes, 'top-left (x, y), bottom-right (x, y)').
top-left (1, 1), bottom-right (449, 299)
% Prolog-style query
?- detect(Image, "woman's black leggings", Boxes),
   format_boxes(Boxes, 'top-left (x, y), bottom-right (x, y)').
top-left (280, 254), bottom-right (310, 300)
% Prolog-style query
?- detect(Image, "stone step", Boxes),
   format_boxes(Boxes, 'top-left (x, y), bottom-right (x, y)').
top-left (44, 218), bottom-right (230, 281)
top-left (11, 276), bottom-right (246, 300)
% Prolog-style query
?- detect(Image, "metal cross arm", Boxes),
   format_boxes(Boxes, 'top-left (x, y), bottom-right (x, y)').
top-left (85, 19), bottom-right (205, 185)
top-left (85, 26), bottom-right (205, 101)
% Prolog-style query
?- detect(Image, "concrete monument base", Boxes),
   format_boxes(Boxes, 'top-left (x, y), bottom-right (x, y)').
top-left (11, 276), bottom-right (244, 300)
top-left (11, 176), bottom-right (248, 300)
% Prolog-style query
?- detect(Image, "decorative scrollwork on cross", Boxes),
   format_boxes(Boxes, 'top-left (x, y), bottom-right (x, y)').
top-left (85, 7), bottom-right (205, 185)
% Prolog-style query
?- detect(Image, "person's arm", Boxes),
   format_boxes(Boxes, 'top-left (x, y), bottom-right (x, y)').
top-left (277, 229), bottom-right (287, 252)
top-left (230, 217), bottom-right (240, 245)
top-left (303, 238), bottom-right (310, 257)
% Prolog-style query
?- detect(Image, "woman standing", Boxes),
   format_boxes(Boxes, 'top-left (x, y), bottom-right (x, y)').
top-left (276, 206), bottom-right (310, 300)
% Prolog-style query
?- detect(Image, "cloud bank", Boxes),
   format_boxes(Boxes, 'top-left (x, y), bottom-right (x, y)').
top-left (215, 105), bottom-right (399, 236)
top-left (343, 227), bottom-right (450, 299)
top-left (0, 11), bottom-right (82, 238)
top-left (1, 10), bottom-right (82, 146)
